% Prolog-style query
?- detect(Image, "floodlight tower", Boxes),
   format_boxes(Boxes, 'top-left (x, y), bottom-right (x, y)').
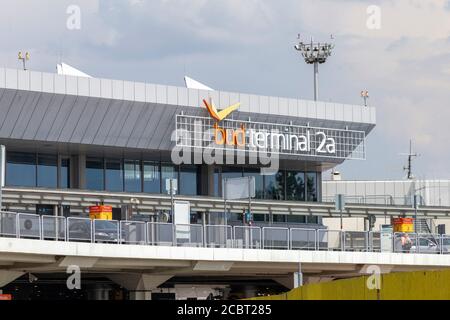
top-left (294, 35), bottom-right (334, 101)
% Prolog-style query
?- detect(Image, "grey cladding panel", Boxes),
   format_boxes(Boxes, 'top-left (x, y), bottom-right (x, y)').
top-left (91, 99), bottom-right (124, 146)
top-left (157, 106), bottom-right (180, 150)
top-left (0, 91), bottom-right (33, 137)
top-left (10, 91), bottom-right (42, 139)
top-left (81, 99), bottom-right (112, 145)
top-left (137, 104), bottom-right (166, 149)
top-left (22, 93), bottom-right (55, 140)
top-left (57, 96), bottom-right (90, 142)
top-left (70, 97), bottom-right (101, 144)
top-left (103, 100), bottom-right (133, 146)
top-left (126, 103), bottom-right (156, 149)
top-left (0, 90), bottom-right (17, 135)
top-left (45, 95), bottom-right (78, 141)
top-left (117, 101), bottom-right (146, 147)
top-left (34, 95), bottom-right (66, 141)
top-left (148, 105), bottom-right (175, 150)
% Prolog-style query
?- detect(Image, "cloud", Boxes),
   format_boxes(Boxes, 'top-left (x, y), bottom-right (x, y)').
top-left (0, 0), bottom-right (449, 179)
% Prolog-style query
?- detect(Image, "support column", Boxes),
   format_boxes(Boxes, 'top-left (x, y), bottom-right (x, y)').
top-left (0, 270), bottom-right (24, 288)
top-left (108, 274), bottom-right (173, 300)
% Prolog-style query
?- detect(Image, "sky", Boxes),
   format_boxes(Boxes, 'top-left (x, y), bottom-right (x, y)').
top-left (0, 0), bottom-right (449, 181)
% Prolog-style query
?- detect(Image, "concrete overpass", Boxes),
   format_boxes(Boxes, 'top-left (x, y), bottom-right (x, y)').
top-left (1, 237), bottom-right (450, 298)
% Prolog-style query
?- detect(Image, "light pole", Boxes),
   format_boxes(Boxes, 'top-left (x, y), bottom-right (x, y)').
top-left (294, 36), bottom-right (334, 101)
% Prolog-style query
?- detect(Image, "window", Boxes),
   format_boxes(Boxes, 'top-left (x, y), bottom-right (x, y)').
top-left (264, 171), bottom-right (284, 200)
top-left (6, 152), bottom-right (36, 187)
top-left (243, 169), bottom-right (264, 199)
top-left (287, 215), bottom-right (306, 223)
top-left (161, 164), bottom-right (177, 193)
top-left (306, 172), bottom-right (318, 202)
top-left (105, 159), bottom-right (123, 192)
top-left (124, 160), bottom-right (141, 192)
top-left (213, 168), bottom-right (220, 197)
top-left (143, 161), bottom-right (160, 193)
top-left (86, 157), bottom-right (104, 190)
top-left (60, 158), bottom-right (70, 188)
top-left (37, 154), bottom-right (57, 188)
top-left (179, 165), bottom-right (198, 196)
top-left (286, 171), bottom-right (305, 201)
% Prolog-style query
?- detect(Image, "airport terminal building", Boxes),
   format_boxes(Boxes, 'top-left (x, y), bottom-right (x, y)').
top-left (0, 67), bottom-right (374, 223)
top-left (3, 66), bottom-right (429, 300)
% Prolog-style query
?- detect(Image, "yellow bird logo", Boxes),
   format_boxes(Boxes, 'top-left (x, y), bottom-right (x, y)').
top-left (203, 99), bottom-right (240, 121)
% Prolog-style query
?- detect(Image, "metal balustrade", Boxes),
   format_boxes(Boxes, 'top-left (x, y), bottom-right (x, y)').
top-left (2, 211), bottom-right (450, 255)
top-left (41, 215), bottom-right (66, 241)
top-left (205, 225), bottom-right (233, 248)
top-left (290, 228), bottom-right (316, 250)
top-left (262, 227), bottom-right (289, 250)
top-left (233, 226), bottom-right (261, 249)
top-left (120, 220), bottom-right (146, 245)
top-left (318, 229), bottom-right (343, 251)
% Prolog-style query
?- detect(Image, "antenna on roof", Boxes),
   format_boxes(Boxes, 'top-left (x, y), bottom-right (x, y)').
top-left (399, 140), bottom-right (420, 180)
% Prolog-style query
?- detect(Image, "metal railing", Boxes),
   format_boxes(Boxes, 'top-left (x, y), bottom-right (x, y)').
top-left (2, 211), bottom-right (450, 255)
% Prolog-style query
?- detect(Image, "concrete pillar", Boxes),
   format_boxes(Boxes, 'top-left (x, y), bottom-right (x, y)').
top-left (0, 270), bottom-right (24, 287)
top-left (70, 154), bottom-right (86, 189)
top-left (108, 274), bottom-right (173, 300)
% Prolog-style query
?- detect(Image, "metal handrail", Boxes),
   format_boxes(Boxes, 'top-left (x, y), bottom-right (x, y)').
top-left (4, 211), bottom-right (450, 254)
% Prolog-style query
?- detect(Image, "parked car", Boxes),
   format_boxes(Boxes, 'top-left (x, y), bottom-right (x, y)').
top-left (68, 220), bottom-right (119, 243)
top-left (410, 236), bottom-right (448, 254)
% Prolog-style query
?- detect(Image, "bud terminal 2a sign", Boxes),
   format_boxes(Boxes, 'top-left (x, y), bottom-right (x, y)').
top-left (175, 98), bottom-right (366, 160)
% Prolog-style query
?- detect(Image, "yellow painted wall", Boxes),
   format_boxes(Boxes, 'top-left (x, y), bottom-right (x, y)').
top-left (249, 270), bottom-right (450, 300)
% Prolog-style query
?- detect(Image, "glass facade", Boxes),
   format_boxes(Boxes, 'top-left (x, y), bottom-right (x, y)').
top-left (86, 157), bottom-right (104, 191)
top-left (306, 172), bottom-right (318, 202)
top-left (286, 171), bottom-right (305, 201)
top-left (4, 152), bottom-right (320, 203)
top-left (179, 165), bottom-right (198, 196)
top-left (124, 160), bottom-right (141, 192)
top-left (105, 159), bottom-right (123, 192)
top-left (37, 154), bottom-right (57, 188)
top-left (6, 152), bottom-right (36, 187)
top-left (60, 158), bottom-right (70, 189)
top-left (243, 169), bottom-right (264, 199)
top-left (265, 171), bottom-right (284, 200)
top-left (143, 161), bottom-right (160, 193)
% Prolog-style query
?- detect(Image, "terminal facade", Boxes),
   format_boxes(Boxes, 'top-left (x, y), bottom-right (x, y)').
top-left (0, 67), bottom-right (377, 300)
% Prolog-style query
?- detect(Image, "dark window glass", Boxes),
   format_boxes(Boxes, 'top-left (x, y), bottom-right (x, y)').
top-left (286, 171), bottom-right (305, 201)
top-left (37, 154), bottom-right (57, 188)
top-left (307, 216), bottom-right (319, 224)
top-left (213, 168), bottom-right (220, 197)
top-left (243, 169), bottom-right (264, 199)
top-left (264, 171), bottom-right (284, 200)
top-left (6, 152), bottom-right (36, 187)
top-left (161, 164), bottom-right (177, 194)
top-left (124, 160), bottom-right (141, 192)
top-left (272, 214), bottom-right (286, 223)
top-left (179, 165), bottom-right (198, 196)
top-left (306, 172), bottom-right (318, 202)
top-left (287, 215), bottom-right (306, 223)
top-left (253, 214), bottom-right (265, 222)
top-left (105, 159), bottom-right (123, 192)
top-left (222, 167), bottom-right (243, 180)
top-left (60, 158), bottom-right (70, 188)
top-left (143, 161), bottom-right (160, 193)
top-left (86, 157), bottom-right (104, 190)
